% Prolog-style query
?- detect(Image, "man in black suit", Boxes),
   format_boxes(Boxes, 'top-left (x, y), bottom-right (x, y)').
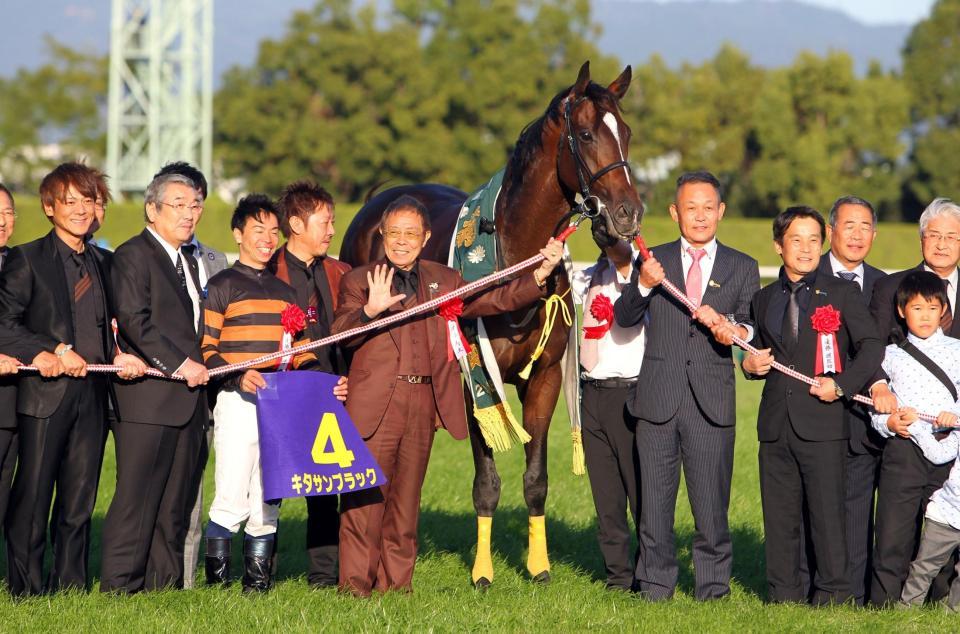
top-left (0, 163), bottom-right (146, 596)
top-left (867, 197), bottom-right (960, 606)
top-left (0, 183), bottom-right (21, 534)
top-left (99, 172), bottom-right (210, 593)
top-left (743, 206), bottom-right (883, 605)
top-left (614, 171), bottom-right (760, 601)
top-left (801, 196), bottom-right (886, 604)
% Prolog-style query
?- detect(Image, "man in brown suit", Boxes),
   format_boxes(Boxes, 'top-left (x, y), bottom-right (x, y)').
top-left (332, 195), bottom-right (564, 596)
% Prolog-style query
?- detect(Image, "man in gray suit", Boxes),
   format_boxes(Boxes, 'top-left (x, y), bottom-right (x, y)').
top-left (154, 162), bottom-right (229, 588)
top-left (614, 171), bottom-right (760, 601)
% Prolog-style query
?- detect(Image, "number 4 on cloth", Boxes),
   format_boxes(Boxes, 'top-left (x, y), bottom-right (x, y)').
top-left (311, 412), bottom-right (356, 468)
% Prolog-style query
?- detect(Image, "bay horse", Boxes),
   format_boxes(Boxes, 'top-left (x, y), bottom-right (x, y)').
top-left (340, 62), bottom-right (643, 587)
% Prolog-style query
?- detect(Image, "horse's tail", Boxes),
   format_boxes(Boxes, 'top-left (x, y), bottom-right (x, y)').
top-left (364, 179), bottom-right (393, 203)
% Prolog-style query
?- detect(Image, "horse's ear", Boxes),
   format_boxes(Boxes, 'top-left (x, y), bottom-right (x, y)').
top-left (571, 61), bottom-right (591, 98)
top-left (607, 66), bottom-right (632, 101)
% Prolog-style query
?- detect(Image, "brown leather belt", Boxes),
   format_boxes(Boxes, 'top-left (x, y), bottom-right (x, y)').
top-left (397, 375), bottom-right (432, 384)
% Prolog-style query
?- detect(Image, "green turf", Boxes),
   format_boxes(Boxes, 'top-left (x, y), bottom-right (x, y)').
top-left (8, 195), bottom-right (924, 271)
top-left (0, 376), bottom-right (955, 631)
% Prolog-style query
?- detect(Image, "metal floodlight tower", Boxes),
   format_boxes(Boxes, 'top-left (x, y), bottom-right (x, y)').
top-left (106, 0), bottom-right (213, 195)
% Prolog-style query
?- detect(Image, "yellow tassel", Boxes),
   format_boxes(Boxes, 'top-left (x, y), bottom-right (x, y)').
top-left (571, 427), bottom-right (586, 476)
top-left (474, 404), bottom-right (512, 452)
top-left (472, 516), bottom-right (494, 585)
top-left (518, 291), bottom-right (572, 381)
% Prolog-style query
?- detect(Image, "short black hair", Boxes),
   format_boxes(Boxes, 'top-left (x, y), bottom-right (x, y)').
top-left (676, 170), bottom-right (722, 199)
top-left (277, 180), bottom-right (335, 238)
top-left (773, 206), bottom-right (826, 243)
top-left (828, 195), bottom-right (877, 228)
top-left (896, 271), bottom-right (948, 312)
top-left (380, 194), bottom-right (431, 232)
top-left (155, 161), bottom-right (208, 199)
top-left (231, 194), bottom-right (278, 233)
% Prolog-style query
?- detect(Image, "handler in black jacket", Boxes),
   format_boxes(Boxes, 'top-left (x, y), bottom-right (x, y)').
top-left (99, 172), bottom-right (210, 593)
top-left (743, 206), bottom-right (883, 605)
top-left (0, 163), bottom-right (145, 596)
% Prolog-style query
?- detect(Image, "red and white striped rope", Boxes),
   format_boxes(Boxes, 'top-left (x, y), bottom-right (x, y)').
top-left (631, 236), bottom-right (941, 424)
top-left (12, 225), bottom-right (580, 381)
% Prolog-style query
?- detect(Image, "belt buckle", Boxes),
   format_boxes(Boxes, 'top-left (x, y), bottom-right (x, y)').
top-left (409, 375), bottom-right (424, 384)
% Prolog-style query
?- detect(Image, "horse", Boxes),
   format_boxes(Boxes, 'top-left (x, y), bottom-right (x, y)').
top-left (340, 61), bottom-right (644, 587)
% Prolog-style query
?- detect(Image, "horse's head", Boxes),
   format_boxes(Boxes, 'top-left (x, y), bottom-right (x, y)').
top-left (555, 62), bottom-right (644, 239)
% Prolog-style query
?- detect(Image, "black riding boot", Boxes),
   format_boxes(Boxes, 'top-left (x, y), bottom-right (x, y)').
top-left (242, 534), bottom-right (275, 593)
top-left (205, 536), bottom-right (232, 586)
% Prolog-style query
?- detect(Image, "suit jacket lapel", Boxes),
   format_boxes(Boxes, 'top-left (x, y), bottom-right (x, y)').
top-left (142, 229), bottom-right (193, 318)
top-left (662, 240), bottom-right (686, 293)
top-left (701, 243), bottom-right (733, 306)
top-left (39, 232), bottom-right (75, 343)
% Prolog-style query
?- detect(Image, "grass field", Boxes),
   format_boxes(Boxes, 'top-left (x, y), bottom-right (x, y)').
top-left (8, 195), bottom-right (926, 271)
top-left (0, 377), bottom-right (955, 631)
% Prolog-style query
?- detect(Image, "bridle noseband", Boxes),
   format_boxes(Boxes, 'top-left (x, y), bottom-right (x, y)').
top-left (560, 97), bottom-right (632, 221)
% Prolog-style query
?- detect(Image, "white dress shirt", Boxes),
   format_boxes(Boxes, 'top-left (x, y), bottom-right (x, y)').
top-left (828, 252), bottom-right (865, 290)
top-left (572, 249), bottom-right (645, 380)
top-left (147, 226), bottom-right (201, 333)
top-left (871, 330), bottom-right (960, 439)
top-left (923, 264), bottom-right (958, 316)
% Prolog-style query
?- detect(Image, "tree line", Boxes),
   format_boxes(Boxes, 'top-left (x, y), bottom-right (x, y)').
top-left (1, 0), bottom-right (959, 221)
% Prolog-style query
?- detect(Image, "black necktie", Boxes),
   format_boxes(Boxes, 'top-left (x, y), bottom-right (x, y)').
top-left (176, 254), bottom-right (188, 291)
top-left (781, 281), bottom-right (804, 352)
top-left (72, 252), bottom-right (92, 303)
top-left (392, 267), bottom-right (419, 299)
top-left (181, 243), bottom-right (197, 258)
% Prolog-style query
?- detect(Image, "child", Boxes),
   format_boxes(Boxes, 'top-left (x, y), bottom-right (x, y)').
top-left (201, 195), bottom-right (347, 592)
top-left (868, 270), bottom-right (960, 608)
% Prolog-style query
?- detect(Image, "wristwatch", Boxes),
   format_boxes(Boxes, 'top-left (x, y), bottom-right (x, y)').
top-left (833, 381), bottom-right (844, 399)
top-left (55, 344), bottom-right (73, 358)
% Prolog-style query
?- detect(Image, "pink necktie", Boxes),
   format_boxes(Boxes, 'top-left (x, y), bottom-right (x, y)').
top-left (686, 247), bottom-right (706, 307)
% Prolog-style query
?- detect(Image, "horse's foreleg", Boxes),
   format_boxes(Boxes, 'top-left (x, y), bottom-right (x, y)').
top-left (468, 392), bottom-right (501, 588)
top-left (520, 363), bottom-right (562, 583)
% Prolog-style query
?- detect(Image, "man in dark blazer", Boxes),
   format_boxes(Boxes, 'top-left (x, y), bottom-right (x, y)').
top-left (153, 162), bottom-right (231, 590)
top-left (0, 183), bottom-right (20, 535)
top-left (271, 180), bottom-right (351, 587)
top-left (744, 206), bottom-right (883, 605)
top-left (614, 171), bottom-right (760, 601)
top-left (801, 195), bottom-right (886, 605)
top-left (332, 195), bottom-right (563, 597)
top-left (867, 197), bottom-right (960, 606)
top-left (99, 172), bottom-right (210, 593)
top-left (0, 163), bottom-right (145, 596)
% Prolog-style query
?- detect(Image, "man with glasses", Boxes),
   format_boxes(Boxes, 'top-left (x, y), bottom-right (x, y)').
top-left (0, 184), bottom-right (21, 542)
top-left (152, 162), bottom-right (228, 589)
top-left (100, 172), bottom-right (210, 593)
top-left (867, 198), bottom-right (960, 606)
top-left (332, 195), bottom-right (564, 597)
top-left (0, 163), bottom-right (146, 596)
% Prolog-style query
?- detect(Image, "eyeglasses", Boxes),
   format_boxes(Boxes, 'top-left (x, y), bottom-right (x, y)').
top-left (923, 232), bottom-right (960, 245)
top-left (0, 210), bottom-right (16, 220)
top-left (383, 229), bottom-right (424, 241)
top-left (160, 201), bottom-right (203, 214)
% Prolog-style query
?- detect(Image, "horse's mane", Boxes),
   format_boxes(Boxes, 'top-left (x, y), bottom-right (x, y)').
top-left (505, 81), bottom-right (620, 187)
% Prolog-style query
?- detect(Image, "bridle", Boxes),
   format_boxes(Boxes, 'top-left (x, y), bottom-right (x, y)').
top-left (559, 96), bottom-right (632, 222)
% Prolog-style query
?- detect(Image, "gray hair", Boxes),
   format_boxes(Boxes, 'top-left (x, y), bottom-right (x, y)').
top-left (143, 172), bottom-right (198, 222)
top-left (918, 197), bottom-right (960, 236)
top-left (828, 195), bottom-right (877, 229)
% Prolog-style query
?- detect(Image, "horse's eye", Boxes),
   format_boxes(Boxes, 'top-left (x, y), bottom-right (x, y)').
top-left (578, 130), bottom-right (593, 142)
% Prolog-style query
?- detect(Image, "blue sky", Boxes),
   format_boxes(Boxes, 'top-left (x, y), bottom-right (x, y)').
top-left (0, 0), bottom-right (938, 79)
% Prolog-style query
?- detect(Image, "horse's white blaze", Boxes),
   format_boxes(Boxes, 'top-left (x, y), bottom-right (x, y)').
top-left (602, 111), bottom-right (631, 184)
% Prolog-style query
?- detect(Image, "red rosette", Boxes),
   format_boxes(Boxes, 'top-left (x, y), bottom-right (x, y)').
top-left (439, 297), bottom-right (465, 320)
top-left (280, 303), bottom-right (307, 336)
top-left (584, 293), bottom-right (614, 340)
top-left (811, 305), bottom-right (841, 334)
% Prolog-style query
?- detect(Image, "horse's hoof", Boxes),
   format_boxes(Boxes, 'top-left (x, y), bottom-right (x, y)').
top-left (474, 577), bottom-right (492, 591)
top-left (532, 571), bottom-right (551, 584)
